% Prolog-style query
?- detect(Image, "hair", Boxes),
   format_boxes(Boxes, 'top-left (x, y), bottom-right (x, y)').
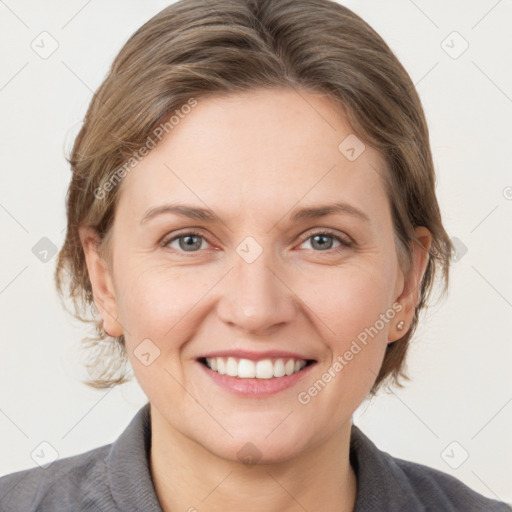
top-left (55, 0), bottom-right (454, 394)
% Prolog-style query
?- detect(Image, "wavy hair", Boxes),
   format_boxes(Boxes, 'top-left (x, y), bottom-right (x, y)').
top-left (55, 0), bottom-right (454, 393)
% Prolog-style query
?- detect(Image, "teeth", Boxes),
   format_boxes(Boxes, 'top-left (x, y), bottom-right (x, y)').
top-left (256, 360), bottom-right (274, 379)
top-left (274, 359), bottom-right (285, 377)
top-left (239, 358), bottom-right (256, 378)
top-left (226, 357), bottom-right (238, 377)
top-left (217, 358), bottom-right (226, 375)
top-left (204, 357), bottom-right (308, 379)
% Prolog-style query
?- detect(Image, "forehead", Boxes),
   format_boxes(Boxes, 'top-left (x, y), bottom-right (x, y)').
top-left (117, 88), bottom-right (388, 223)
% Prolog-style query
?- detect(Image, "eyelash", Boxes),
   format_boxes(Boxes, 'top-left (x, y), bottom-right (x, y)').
top-left (160, 228), bottom-right (353, 256)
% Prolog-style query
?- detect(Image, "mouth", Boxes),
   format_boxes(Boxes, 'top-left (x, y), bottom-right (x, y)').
top-left (198, 356), bottom-right (316, 379)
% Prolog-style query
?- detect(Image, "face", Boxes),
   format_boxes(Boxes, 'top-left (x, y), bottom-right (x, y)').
top-left (81, 88), bottom-right (430, 464)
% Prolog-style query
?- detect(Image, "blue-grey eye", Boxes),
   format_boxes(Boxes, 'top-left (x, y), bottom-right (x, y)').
top-left (166, 233), bottom-right (206, 252)
top-left (301, 233), bottom-right (342, 251)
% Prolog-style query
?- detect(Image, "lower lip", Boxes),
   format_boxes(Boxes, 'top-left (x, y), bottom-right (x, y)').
top-left (197, 361), bottom-right (316, 397)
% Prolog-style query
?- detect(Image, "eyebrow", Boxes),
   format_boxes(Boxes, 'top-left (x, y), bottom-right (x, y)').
top-left (140, 201), bottom-right (370, 225)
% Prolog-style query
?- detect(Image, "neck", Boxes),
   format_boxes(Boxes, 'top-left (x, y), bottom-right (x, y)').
top-left (149, 406), bottom-right (357, 512)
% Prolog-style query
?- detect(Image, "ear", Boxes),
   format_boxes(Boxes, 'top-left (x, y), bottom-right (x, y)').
top-left (78, 226), bottom-right (123, 337)
top-left (389, 226), bottom-right (432, 343)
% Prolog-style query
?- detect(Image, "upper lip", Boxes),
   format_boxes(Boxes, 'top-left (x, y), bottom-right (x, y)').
top-left (197, 350), bottom-right (316, 361)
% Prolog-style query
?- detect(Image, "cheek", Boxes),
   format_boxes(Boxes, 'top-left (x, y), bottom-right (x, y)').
top-left (299, 259), bottom-right (396, 343)
top-left (115, 262), bottom-right (226, 398)
top-left (295, 258), bottom-right (397, 398)
top-left (116, 262), bottom-right (206, 339)
top-left (115, 265), bottom-right (198, 404)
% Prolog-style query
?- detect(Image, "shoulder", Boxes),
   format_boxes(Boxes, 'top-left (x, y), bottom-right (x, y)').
top-left (391, 454), bottom-right (511, 511)
top-left (0, 403), bottom-right (161, 512)
top-left (350, 425), bottom-right (511, 511)
top-left (0, 443), bottom-right (112, 512)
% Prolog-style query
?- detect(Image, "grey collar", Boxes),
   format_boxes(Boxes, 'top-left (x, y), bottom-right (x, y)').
top-left (105, 402), bottom-right (423, 511)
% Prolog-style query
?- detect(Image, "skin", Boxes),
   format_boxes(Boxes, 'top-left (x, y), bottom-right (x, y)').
top-left (80, 87), bottom-right (431, 512)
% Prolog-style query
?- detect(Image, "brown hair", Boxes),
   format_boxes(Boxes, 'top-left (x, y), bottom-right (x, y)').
top-left (55, 0), bottom-right (454, 393)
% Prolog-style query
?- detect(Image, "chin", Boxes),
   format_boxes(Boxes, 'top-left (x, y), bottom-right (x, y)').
top-left (209, 437), bottom-right (306, 466)
top-left (194, 420), bottom-right (312, 466)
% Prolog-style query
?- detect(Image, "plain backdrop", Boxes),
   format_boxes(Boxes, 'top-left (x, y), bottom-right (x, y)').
top-left (0, 0), bottom-right (511, 505)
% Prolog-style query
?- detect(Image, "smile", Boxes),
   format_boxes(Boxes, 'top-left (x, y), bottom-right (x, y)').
top-left (200, 357), bottom-right (314, 379)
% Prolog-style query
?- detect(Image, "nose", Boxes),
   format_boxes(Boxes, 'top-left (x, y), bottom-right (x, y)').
top-left (216, 249), bottom-right (298, 336)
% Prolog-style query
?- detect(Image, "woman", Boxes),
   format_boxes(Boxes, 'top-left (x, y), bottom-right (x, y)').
top-left (0, 0), bottom-right (509, 510)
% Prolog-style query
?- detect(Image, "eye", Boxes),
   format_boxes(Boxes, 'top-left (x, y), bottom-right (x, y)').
top-left (161, 228), bottom-right (353, 256)
top-left (163, 230), bottom-right (211, 253)
top-left (298, 229), bottom-right (352, 253)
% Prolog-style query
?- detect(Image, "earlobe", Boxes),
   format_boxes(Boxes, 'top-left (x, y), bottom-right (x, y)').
top-left (79, 226), bottom-right (123, 338)
top-left (389, 226), bottom-right (432, 343)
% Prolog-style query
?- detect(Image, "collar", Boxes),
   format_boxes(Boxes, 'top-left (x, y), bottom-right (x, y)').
top-left (106, 402), bottom-right (162, 511)
top-left (106, 402), bottom-right (422, 511)
top-left (349, 422), bottom-right (424, 511)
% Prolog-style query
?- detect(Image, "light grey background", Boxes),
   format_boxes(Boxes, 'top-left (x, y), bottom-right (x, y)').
top-left (1, 0), bottom-right (511, 504)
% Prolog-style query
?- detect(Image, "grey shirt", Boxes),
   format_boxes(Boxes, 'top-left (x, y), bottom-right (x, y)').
top-left (0, 402), bottom-right (510, 511)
